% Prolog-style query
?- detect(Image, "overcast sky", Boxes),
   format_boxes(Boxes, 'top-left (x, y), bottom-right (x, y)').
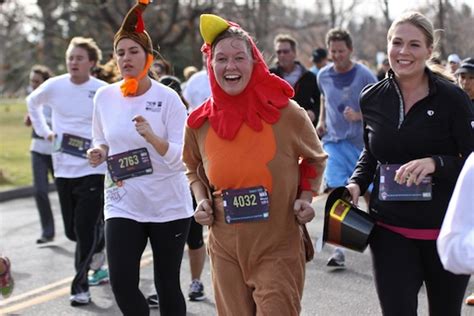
top-left (289, 0), bottom-right (472, 18)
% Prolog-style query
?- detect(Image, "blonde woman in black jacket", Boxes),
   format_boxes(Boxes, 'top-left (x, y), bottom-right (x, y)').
top-left (346, 12), bottom-right (474, 316)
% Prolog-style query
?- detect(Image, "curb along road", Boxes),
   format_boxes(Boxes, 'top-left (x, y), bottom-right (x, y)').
top-left (0, 183), bottom-right (56, 202)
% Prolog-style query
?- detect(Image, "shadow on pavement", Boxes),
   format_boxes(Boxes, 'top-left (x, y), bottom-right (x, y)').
top-left (40, 245), bottom-right (74, 258)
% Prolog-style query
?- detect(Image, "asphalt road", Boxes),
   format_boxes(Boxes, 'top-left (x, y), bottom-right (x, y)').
top-left (0, 193), bottom-right (472, 315)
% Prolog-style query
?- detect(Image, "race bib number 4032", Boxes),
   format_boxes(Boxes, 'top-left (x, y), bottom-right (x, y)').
top-left (222, 186), bottom-right (269, 224)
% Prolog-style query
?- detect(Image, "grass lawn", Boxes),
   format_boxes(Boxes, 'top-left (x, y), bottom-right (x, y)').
top-left (0, 98), bottom-right (33, 190)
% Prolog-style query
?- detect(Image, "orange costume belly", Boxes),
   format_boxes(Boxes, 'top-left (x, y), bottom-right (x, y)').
top-left (205, 122), bottom-right (275, 193)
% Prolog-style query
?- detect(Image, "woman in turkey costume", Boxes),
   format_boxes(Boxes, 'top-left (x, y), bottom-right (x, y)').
top-left (183, 14), bottom-right (327, 315)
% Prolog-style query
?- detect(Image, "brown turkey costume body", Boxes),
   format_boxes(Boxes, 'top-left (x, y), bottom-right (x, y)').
top-left (183, 14), bottom-right (327, 316)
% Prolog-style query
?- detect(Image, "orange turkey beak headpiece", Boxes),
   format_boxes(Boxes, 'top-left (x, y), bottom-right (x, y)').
top-left (114, 0), bottom-right (154, 97)
top-left (187, 14), bottom-right (294, 140)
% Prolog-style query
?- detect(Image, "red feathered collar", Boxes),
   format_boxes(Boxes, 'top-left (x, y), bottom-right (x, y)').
top-left (187, 23), bottom-right (294, 140)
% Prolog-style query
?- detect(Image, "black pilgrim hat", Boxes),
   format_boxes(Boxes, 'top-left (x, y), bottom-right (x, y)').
top-left (323, 187), bottom-right (375, 252)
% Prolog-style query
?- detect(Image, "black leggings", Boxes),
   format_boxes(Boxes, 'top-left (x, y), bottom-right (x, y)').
top-left (106, 217), bottom-right (191, 316)
top-left (370, 225), bottom-right (470, 316)
top-left (187, 195), bottom-right (203, 250)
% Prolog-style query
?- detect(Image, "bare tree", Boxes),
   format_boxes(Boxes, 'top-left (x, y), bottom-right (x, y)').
top-left (437, 0), bottom-right (447, 57)
top-left (36, 0), bottom-right (63, 70)
top-left (0, 1), bottom-right (37, 94)
top-left (2, 0), bottom-right (474, 95)
top-left (378, 0), bottom-right (391, 31)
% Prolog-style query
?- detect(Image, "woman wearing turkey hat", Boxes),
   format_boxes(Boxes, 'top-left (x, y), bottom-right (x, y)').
top-left (87, 1), bottom-right (193, 315)
top-left (182, 14), bottom-right (327, 315)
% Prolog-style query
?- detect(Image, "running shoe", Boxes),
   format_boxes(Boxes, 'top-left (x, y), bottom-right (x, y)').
top-left (36, 236), bottom-right (54, 244)
top-left (88, 268), bottom-right (109, 286)
top-left (466, 293), bottom-right (474, 306)
top-left (188, 279), bottom-right (205, 301)
top-left (70, 291), bottom-right (91, 306)
top-left (327, 248), bottom-right (346, 268)
top-left (147, 294), bottom-right (159, 309)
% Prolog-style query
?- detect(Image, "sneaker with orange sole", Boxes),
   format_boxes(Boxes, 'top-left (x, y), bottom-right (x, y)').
top-left (466, 293), bottom-right (474, 306)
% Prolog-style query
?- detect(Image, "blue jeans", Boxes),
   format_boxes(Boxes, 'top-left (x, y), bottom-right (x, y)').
top-left (31, 151), bottom-right (55, 238)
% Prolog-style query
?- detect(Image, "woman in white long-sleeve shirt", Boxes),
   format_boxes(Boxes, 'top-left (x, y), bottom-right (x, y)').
top-left (87, 1), bottom-right (192, 315)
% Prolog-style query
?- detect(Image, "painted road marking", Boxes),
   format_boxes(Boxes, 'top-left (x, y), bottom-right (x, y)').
top-left (0, 250), bottom-right (153, 314)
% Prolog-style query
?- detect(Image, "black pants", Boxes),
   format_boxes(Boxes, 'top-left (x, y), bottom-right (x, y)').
top-left (370, 225), bottom-right (470, 316)
top-left (55, 175), bottom-right (105, 295)
top-left (187, 195), bottom-right (203, 250)
top-left (106, 217), bottom-right (191, 316)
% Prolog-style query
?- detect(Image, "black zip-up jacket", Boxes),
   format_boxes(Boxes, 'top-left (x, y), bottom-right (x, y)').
top-left (270, 62), bottom-right (320, 124)
top-left (350, 68), bottom-right (474, 229)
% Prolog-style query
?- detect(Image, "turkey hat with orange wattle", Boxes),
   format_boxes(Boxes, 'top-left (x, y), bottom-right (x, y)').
top-left (114, 0), bottom-right (154, 97)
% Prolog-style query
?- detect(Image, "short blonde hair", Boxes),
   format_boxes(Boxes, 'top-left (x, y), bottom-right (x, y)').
top-left (183, 66), bottom-right (198, 81)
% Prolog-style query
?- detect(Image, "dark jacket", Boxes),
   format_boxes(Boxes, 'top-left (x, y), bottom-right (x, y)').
top-left (350, 68), bottom-right (474, 229)
top-left (270, 62), bottom-right (320, 124)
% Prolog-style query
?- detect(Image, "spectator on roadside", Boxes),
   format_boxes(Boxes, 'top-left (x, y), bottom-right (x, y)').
top-left (24, 64), bottom-right (56, 245)
top-left (310, 47), bottom-right (328, 77)
top-left (183, 14), bottom-right (327, 315)
top-left (87, 1), bottom-right (193, 315)
top-left (446, 53), bottom-right (461, 75)
top-left (270, 34), bottom-right (320, 125)
top-left (183, 53), bottom-right (211, 113)
top-left (316, 28), bottom-right (377, 268)
top-left (27, 36), bottom-right (107, 307)
top-left (347, 11), bottom-right (474, 315)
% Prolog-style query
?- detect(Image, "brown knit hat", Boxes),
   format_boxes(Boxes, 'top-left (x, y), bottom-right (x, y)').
top-left (113, 0), bottom-right (153, 55)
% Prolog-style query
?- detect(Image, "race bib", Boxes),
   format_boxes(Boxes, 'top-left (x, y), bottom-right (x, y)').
top-left (107, 148), bottom-right (153, 182)
top-left (222, 186), bottom-right (269, 224)
top-left (61, 133), bottom-right (91, 158)
top-left (379, 164), bottom-right (432, 201)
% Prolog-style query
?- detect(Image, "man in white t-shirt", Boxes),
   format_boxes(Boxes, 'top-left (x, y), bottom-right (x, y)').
top-left (27, 37), bottom-right (107, 307)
